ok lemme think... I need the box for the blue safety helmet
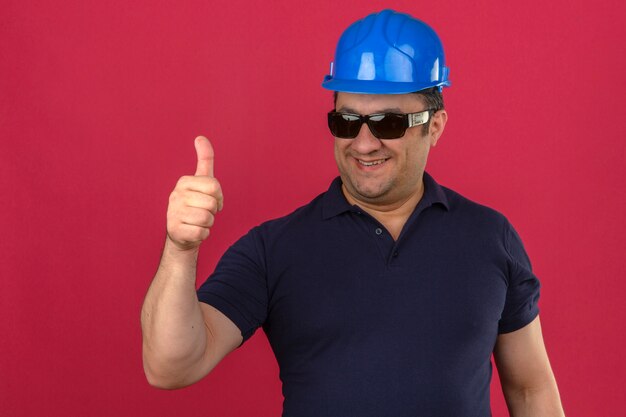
[322,9,451,94]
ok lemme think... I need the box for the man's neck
[342,180,424,241]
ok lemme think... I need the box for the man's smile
[355,157,390,168]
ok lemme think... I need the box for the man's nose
[351,122,382,154]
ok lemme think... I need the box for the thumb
[194,136,214,177]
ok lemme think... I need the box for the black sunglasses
[327,109,433,139]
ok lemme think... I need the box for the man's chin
[351,182,392,201]
[340,173,392,202]
[355,188,384,199]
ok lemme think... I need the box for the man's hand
[166,136,224,251]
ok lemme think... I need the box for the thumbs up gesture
[166,136,224,251]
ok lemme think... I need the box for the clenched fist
[166,136,224,251]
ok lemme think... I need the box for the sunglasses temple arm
[408,111,430,127]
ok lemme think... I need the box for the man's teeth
[358,159,386,166]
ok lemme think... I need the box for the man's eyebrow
[336,106,404,114]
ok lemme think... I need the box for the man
[141,9,564,416]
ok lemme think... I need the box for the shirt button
[375,228,383,235]
[393,252,399,257]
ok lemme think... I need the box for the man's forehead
[335,92,425,113]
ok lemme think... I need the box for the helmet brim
[322,77,450,94]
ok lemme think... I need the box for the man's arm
[493,316,565,416]
[141,136,243,389]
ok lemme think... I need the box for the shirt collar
[321,171,449,220]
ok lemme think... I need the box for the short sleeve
[197,227,268,343]
[498,220,541,334]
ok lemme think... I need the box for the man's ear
[429,110,448,147]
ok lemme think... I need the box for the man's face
[333,92,445,207]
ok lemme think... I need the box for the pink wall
[1,1,624,415]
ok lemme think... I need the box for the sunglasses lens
[368,114,407,139]
[328,112,410,139]
[328,113,362,138]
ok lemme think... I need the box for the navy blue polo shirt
[197,172,540,417]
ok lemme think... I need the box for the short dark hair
[332,87,444,135]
